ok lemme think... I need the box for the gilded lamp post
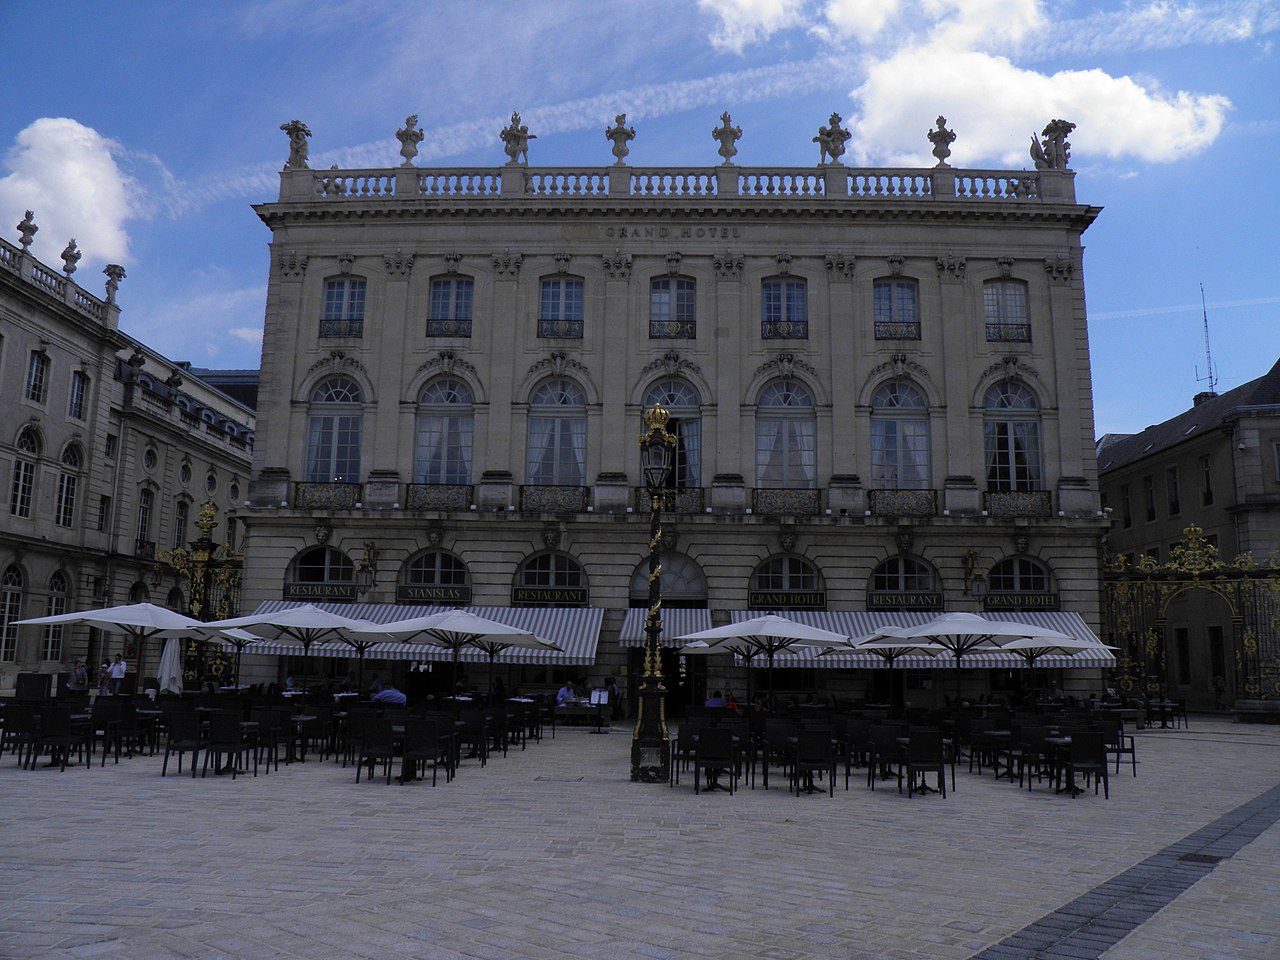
[632,403,676,782]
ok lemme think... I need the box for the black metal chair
[355,717,396,784]
[161,709,204,778]
[791,729,835,797]
[31,705,91,771]
[400,719,453,785]
[1056,731,1110,798]
[201,710,257,780]
[898,729,947,798]
[692,727,738,795]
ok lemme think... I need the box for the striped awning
[618,608,712,647]
[225,601,603,666]
[714,610,1114,669]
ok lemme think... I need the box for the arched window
[526,379,586,486]
[167,586,186,615]
[871,381,930,490]
[755,380,815,488]
[43,571,68,662]
[403,550,471,603]
[306,376,363,482]
[295,547,354,583]
[321,276,366,337]
[129,582,150,603]
[538,276,584,338]
[55,445,82,528]
[983,279,1030,342]
[629,553,707,607]
[25,350,50,403]
[68,371,89,419]
[427,275,474,337]
[987,557,1051,594]
[869,557,940,610]
[750,555,823,609]
[1,566,24,661]
[515,553,586,606]
[9,428,39,519]
[415,378,474,484]
[644,379,701,488]
[649,277,696,339]
[761,277,807,339]
[983,381,1042,493]
[873,277,920,339]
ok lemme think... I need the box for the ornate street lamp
[632,402,676,782]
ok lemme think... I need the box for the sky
[1,0,1277,438]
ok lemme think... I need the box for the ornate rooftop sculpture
[500,112,535,165]
[280,120,312,169]
[1030,119,1075,171]
[103,264,126,304]
[396,115,424,166]
[813,112,851,165]
[61,240,81,276]
[17,210,37,251]
[927,116,956,167]
[605,114,635,165]
[712,112,742,165]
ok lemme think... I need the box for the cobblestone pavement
[1,716,1276,960]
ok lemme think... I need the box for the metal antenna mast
[1195,284,1218,392]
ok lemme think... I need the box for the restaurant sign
[284,582,358,601]
[984,593,1060,611]
[868,592,943,611]
[747,591,826,610]
[512,586,588,606]
[396,584,472,604]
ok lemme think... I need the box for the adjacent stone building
[0,217,255,694]
[241,114,1109,705]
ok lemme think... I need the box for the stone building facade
[242,114,1108,704]
[0,218,254,694]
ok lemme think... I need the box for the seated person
[368,673,384,695]
[556,681,576,706]
[704,689,727,708]
[370,682,407,705]
[284,674,297,692]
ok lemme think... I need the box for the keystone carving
[713,253,744,280]
[492,250,523,277]
[601,249,632,280]
[825,252,855,278]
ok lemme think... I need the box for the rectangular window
[427,277,474,337]
[55,472,77,527]
[1121,484,1132,528]
[105,434,118,459]
[9,459,35,518]
[1165,466,1180,517]
[649,278,696,339]
[873,280,920,339]
[42,595,65,662]
[1144,546,1161,564]
[1200,455,1214,506]
[97,495,112,532]
[761,280,807,339]
[1174,627,1191,686]
[0,587,20,661]
[538,278,584,338]
[25,351,49,403]
[983,280,1030,342]
[321,278,367,337]
[1143,475,1156,522]
[136,489,154,543]
[68,371,88,419]
[172,499,189,550]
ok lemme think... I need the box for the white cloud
[818,0,902,43]
[230,327,264,346]
[123,283,267,364]
[699,0,810,53]
[0,118,137,269]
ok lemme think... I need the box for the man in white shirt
[108,654,127,695]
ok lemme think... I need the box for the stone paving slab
[0,718,1276,960]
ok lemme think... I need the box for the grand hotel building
[240,116,1110,704]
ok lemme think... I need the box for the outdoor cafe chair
[31,705,91,771]
[898,729,947,799]
[249,708,284,773]
[841,716,871,790]
[1054,731,1109,799]
[201,710,258,780]
[400,719,452,785]
[865,724,906,791]
[669,719,707,787]
[692,727,739,795]
[760,717,799,790]
[790,729,835,797]
[1102,716,1138,776]
[161,709,204,778]
[0,701,38,768]
[355,717,397,785]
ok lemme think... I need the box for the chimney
[1192,391,1218,407]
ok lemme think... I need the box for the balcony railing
[753,488,821,515]
[761,319,808,339]
[520,485,588,513]
[134,539,156,560]
[637,487,705,513]
[294,482,361,509]
[319,318,364,338]
[425,318,472,338]
[985,322,1031,343]
[984,490,1052,518]
[536,318,584,339]
[406,483,473,511]
[649,319,696,339]
[874,320,921,340]
[868,488,938,517]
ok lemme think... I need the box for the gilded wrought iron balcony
[637,487,705,513]
[536,318,583,339]
[868,488,938,517]
[406,483,473,511]
[761,319,808,339]
[294,482,361,509]
[425,318,472,337]
[984,490,1052,518]
[985,322,1031,343]
[874,320,921,340]
[520,485,588,512]
[319,318,364,338]
[134,539,156,560]
[753,488,821,515]
[649,319,696,339]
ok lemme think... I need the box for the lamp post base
[630,683,670,783]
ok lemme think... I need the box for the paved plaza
[1,716,1278,960]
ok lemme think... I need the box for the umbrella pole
[234,646,243,689]
[487,651,496,700]
[357,647,366,694]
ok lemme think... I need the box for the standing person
[66,660,89,699]
[108,654,127,695]
[98,662,111,696]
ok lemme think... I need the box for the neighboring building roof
[1098,358,1280,474]
[185,367,260,411]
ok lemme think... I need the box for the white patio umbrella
[157,637,186,695]
[351,609,560,697]
[677,614,858,700]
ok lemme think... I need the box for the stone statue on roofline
[17,210,37,251]
[927,116,956,167]
[712,112,742,165]
[61,240,81,276]
[1030,119,1075,171]
[605,113,635,164]
[500,111,536,165]
[396,115,424,166]
[813,112,852,165]
[280,120,312,169]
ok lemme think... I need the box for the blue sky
[1,0,1276,437]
